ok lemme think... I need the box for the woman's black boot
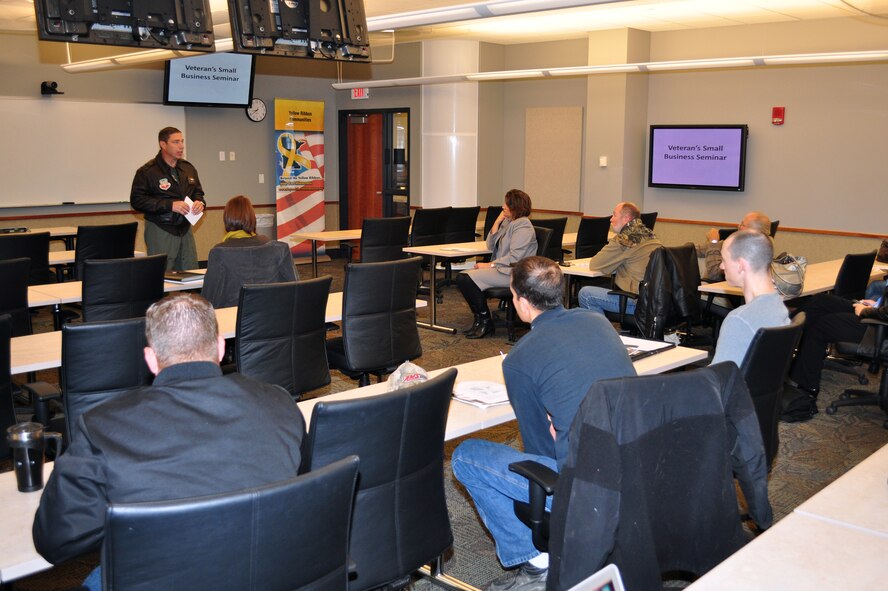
[466,313,495,339]
[462,313,482,335]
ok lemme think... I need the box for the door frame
[338,108,411,229]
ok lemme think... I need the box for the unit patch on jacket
[158,178,171,191]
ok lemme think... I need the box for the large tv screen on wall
[648,125,748,191]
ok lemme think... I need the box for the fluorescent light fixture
[645,58,756,71]
[763,50,888,65]
[466,69,545,80]
[548,64,639,76]
[61,58,118,73]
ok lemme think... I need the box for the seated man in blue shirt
[452,256,636,591]
[711,230,790,367]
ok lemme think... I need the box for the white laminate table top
[793,442,888,537]
[0,466,53,583]
[687,512,888,590]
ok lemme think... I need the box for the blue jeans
[84,566,101,591]
[451,439,557,568]
[577,286,636,317]
[865,279,886,301]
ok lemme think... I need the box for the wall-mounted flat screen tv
[164,53,255,108]
[33,0,214,51]
[648,125,748,191]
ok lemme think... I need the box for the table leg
[52,304,62,331]
[311,240,319,278]
[416,255,457,334]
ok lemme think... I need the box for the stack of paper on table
[453,381,510,409]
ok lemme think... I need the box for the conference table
[23,226,78,249]
[0,337,706,584]
[46,250,146,266]
[688,442,888,589]
[293,228,579,279]
[10,294,428,375]
[699,259,887,299]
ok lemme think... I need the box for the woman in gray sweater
[456,189,537,339]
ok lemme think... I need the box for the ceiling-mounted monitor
[33,0,215,51]
[228,0,370,62]
[164,53,255,108]
[648,125,749,192]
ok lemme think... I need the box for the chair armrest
[509,460,558,494]
[20,381,61,426]
[606,288,637,301]
[860,318,888,327]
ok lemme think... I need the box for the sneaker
[485,563,547,591]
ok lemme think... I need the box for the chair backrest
[548,363,769,591]
[719,220,780,241]
[103,455,359,591]
[340,257,423,373]
[575,216,611,259]
[74,222,138,280]
[482,205,503,239]
[0,257,32,337]
[303,369,457,591]
[359,216,411,263]
[639,211,658,231]
[444,206,480,244]
[533,226,554,259]
[739,312,805,469]
[0,315,15,460]
[61,318,153,446]
[0,232,53,285]
[82,255,167,323]
[833,251,877,300]
[201,241,297,309]
[409,207,451,247]
[236,277,332,399]
[530,217,567,262]
[634,244,700,339]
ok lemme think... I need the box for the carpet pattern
[8,258,888,590]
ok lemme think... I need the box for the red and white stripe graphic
[276,132,325,257]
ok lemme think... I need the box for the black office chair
[739,313,806,469]
[23,318,153,446]
[236,277,332,400]
[72,222,138,280]
[0,258,32,337]
[832,251,877,301]
[530,217,567,263]
[0,315,16,462]
[481,205,503,240]
[827,317,888,429]
[326,257,423,387]
[442,206,481,284]
[201,240,297,309]
[574,216,611,259]
[639,211,658,231]
[510,363,771,591]
[0,232,55,285]
[410,207,451,303]
[482,226,553,343]
[718,220,780,242]
[355,216,411,263]
[302,369,457,591]
[103,455,360,591]
[81,255,167,322]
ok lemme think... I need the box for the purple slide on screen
[649,127,744,189]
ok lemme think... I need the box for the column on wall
[421,40,480,208]
[582,29,650,216]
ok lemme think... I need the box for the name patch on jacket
[158,178,171,191]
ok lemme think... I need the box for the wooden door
[346,113,384,230]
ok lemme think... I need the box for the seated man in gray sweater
[711,230,789,366]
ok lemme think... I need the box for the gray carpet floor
[8,257,888,590]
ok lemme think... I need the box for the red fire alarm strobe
[772,106,785,125]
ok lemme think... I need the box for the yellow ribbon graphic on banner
[277,133,312,178]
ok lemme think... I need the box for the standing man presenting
[131,127,205,271]
[452,257,636,591]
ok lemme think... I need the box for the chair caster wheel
[825,405,837,415]
[859,375,869,385]
[840,392,851,400]
[436,295,444,304]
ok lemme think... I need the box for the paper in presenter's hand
[183,197,204,226]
